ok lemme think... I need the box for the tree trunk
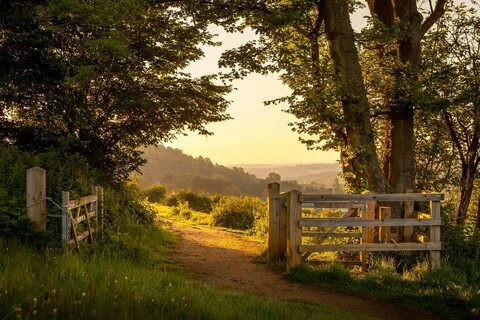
[367,0,421,195]
[457,159,478,224]
[321,0,389,193]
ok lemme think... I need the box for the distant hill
[137,146,335,197]
[231,163,342,189]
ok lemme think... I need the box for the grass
[153,204,212,226]
[287,258,480,320]
[0,218,373,320]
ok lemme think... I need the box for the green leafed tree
[420,4,480,225]
[0,0,230,183]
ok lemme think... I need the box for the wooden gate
[267,183,443,271]
[61,186,103,248]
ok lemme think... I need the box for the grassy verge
[287,260,480,320]
[0,219,372,320]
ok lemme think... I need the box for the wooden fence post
[26,167,47,231]
[286,190,302,271]
[279,193,287,260]
[61,191,70,242]
[97,186,104,230]
[379,207,391,242]
[404,197,414,242]
[91,186,100,230]
[429,201,441,270]
[267,183,281,262]
[361,201,375,272]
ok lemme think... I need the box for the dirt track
[169,222,438,320]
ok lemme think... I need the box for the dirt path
[169,222,438,320]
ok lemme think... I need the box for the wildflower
[81,292,86,298]
[171,298,174,302]
[33,297,37,305]
[125,276,128,280]
[32,310,37,315]
[52,308,57,314]
[52,289,56,294]
[168,283,172,287]
[182,297,185,300]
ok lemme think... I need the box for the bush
[164,190,213,213]
[171,202,193,219]
[104,187,155,227]
[211,196,266,231]
[143,184,167,203]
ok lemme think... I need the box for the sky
[164,8,369,166]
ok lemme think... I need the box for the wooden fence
[26,167,103,247]
[267,183,443,272]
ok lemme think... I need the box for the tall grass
[0,220,370,320]
[287,258,480,320]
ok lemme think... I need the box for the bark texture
[320,0,389,193]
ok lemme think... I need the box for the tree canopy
[0,0,230,182]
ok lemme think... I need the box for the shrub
[164,190,213,213]
[211,196,266,231]
[171,202,193,220]
[143,184,167,203]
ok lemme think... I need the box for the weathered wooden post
[404,191,414,241]
[361,201,375,272]
[279,193,287,259]
[267,183,281,262]
[26,167,46,230]
[286,190,302,271]
[379,207,391,242]
[61,191,70,242]
[429,200,441,270]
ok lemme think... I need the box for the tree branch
[420,0,448,37]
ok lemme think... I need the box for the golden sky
[165,9,368,165]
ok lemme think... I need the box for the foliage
[103,187,155,227]
[163,190,214,213]
[420,4,480,224]
[171,202,193,220]
[0,0,230,183]
[0,220,369,320]
[211,196,266,231]
[142,184,167,203]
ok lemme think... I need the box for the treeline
[137,146,332,197]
